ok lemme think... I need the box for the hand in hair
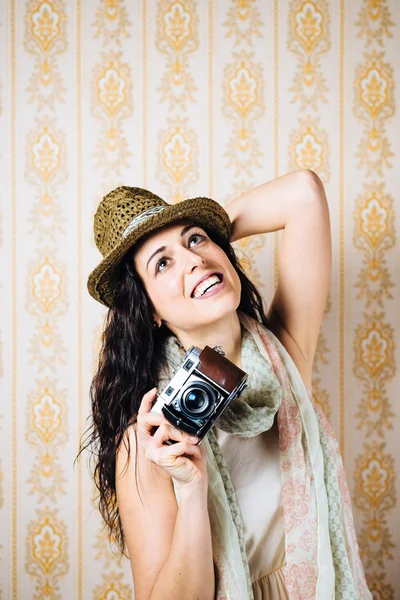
[136,387,208,490]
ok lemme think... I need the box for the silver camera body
[151,344,248,443]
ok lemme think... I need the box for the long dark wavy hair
[81,226,269,556]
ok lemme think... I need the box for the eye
[189,232,206,246]
[155,256,169,273]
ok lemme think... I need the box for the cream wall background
[0,0,399,598]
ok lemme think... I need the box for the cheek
[232,269,242,296]
[228,265,242,301]
[221,255,240,286]
[148,275,182,306]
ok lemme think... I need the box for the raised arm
[225,169,331,387]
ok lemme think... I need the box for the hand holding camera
[136,387,208,489]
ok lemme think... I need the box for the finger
[138,387,158,416]
[162,453,200,478]
[152,422,199,446]
[162,441,202,462]
[146,440,202,465]
[136,411,164,435]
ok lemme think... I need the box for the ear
[153,315,162,328]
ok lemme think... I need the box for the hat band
[121,206,168,239]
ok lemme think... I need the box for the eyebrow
[146,224,197,271]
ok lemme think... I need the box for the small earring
[153,321,158,329]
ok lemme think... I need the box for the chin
[200,299,238,320]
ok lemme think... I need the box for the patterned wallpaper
[0,0,399,598]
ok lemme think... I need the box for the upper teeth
[193,274,221,298]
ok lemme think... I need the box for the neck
[172,311,243,369]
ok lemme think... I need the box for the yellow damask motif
[91,51,133,180]
[157,116,198,201]
[354,51,395,175]
[223,50,263,122]
[353,312,395,437]
[95,54,131,118]
[227,58,260,118]
[32,128,61,180]
[154,0,201,301]
[24,0,69,595]
[31,1,61,50]
[223,50,264,175]
[156,0,199,110]
[353,442,396,576]
[90,2,134,596]
[288,116,330,182]
[357,55,393,118]
[32,256,61,313]
[26,508,69,600]
[92,0,132,46]
[93,571,132,600]
[26,252,68,372]
[26,118,67,239]
[26,379,68,503]
[223,0,263,47]
[355,0,394,47]
[25,0,67,110]
[221,5,265,299]
[354,182,395,307]
[352,3,396,592]
[288,0,330,110]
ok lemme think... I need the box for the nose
[177,244,206,273]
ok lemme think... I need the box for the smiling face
[132,218,241,337]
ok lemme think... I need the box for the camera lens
[186,389,208,412]
[181,383,216,418]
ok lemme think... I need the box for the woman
[86,170,371,600]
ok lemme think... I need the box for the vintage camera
[151,344,248,443]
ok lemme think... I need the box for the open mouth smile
[191,273,225,299]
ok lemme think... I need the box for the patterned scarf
[156,311,372,600]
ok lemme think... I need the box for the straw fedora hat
[87,186,232,307]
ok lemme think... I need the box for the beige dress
[214,418,289,599]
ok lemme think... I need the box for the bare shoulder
[116,425,178,599]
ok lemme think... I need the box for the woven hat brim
[87,197,232,307]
